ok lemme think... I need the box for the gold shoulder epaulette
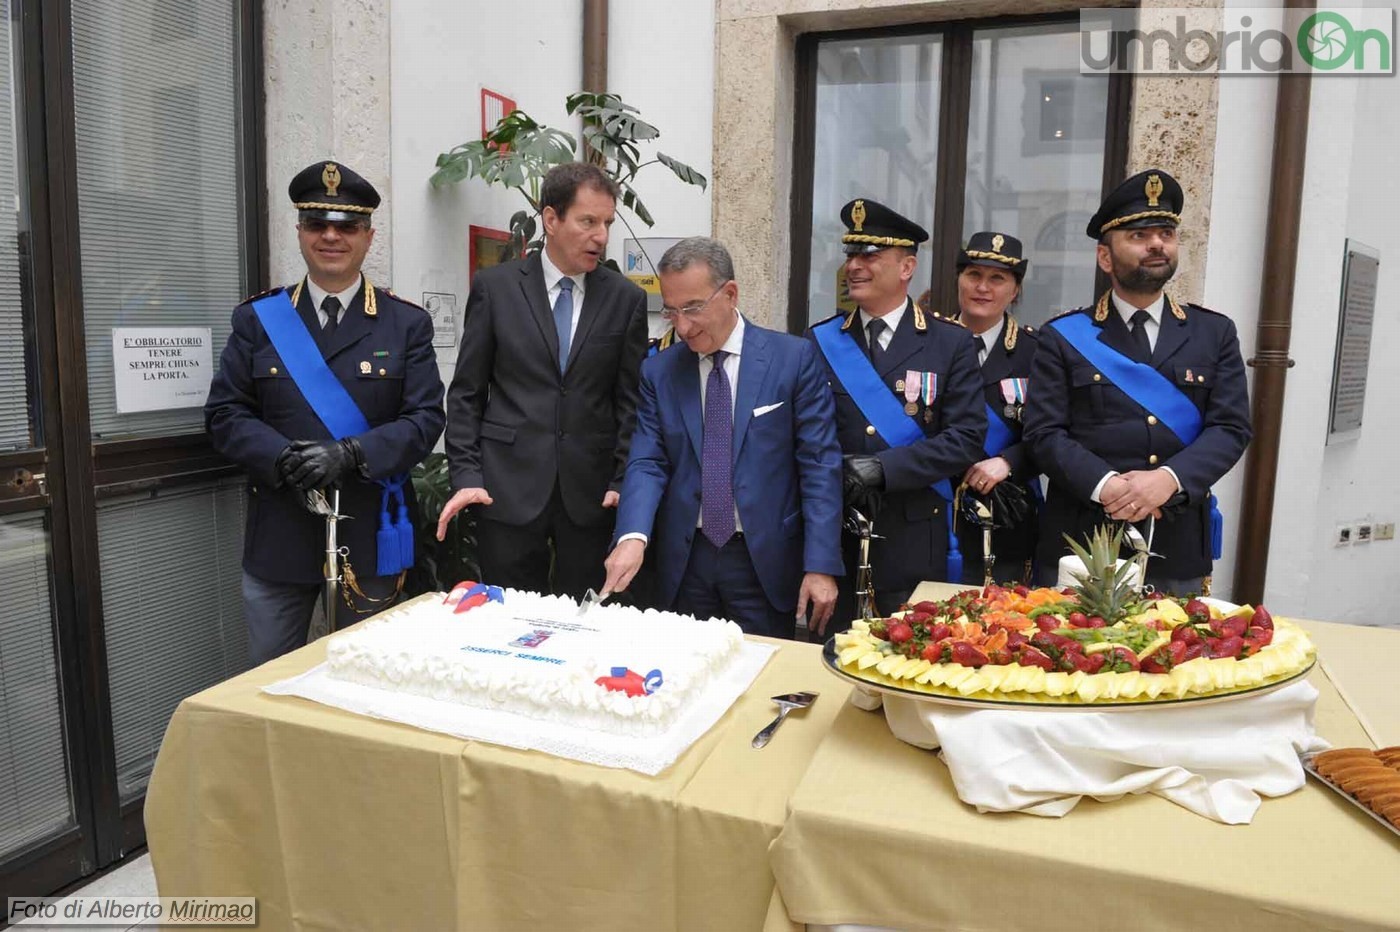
[382,287,427,313]
[1004,313,1019,352]
[1047,305,1091,324]
[839,309,858,331]
[1166,294,1188,320]
[930,312,966,329]
[241,285,285,305]
[913,304,927,331]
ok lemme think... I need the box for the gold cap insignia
[322,163,341,197]
[851,200,866,233]
[1145,174,1163,208]
[991,234,1004,253]
[359,360,371,374]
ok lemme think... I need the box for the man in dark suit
[601,237,843,639]
[1023,169,1252,594]
[948,231,1041,586]
[809,199,985,624]
[205,160,445,664]
[437,163,649,598]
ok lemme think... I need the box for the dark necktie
[1129,309,1152,364]
[322,295,342,341]
[867,318,888,370]
[979,333,993,366]
[701,350,736,547]
[553,277,574,372]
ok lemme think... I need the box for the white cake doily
[263,641,775,776]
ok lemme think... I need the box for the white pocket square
[753,402,784,417]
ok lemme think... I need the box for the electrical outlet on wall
[1377,522,1396,541]
[1335,524,1354,547]
[1357,523,1374,544]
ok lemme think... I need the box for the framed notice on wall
[1327,239,1380,444]
[469,225,512,279]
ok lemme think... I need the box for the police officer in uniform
[205,161,446,664]
[949,232,1041,586]
[1022,169,1251,594]
[808,199,985,625]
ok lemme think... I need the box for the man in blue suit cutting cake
[601,237,844,639]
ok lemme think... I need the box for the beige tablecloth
[145,620,834,932]
[771,583,1400,931]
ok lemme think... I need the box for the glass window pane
[99,478,248,801]
[0,512,74,858]
[808,35,941,326]
[71,0,246,441]
[0,0,40,452]
[964,24,1109,326]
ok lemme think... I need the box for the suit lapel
[677,348,704,464]
[731,320,770,462]
[1096,307,1139,362]
[979,322,1015,384]
[1151,299,1190,367]
[518,253,561,367]
[566,269,607,372]
[877,298,920,378]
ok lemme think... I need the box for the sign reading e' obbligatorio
[111,327,213,414]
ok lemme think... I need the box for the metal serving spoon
[752,692,819,748]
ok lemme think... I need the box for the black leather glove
[959,480,1031,529]
[842,454,885,518]
[275,440,318,489]
[285,438,360,493]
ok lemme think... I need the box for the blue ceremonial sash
[252,288,413,575]
[1049,313,1202,444]
[983,403,1014,458]
[812,318,962,582]
[1051,312,1221,559]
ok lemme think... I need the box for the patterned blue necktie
[553,277,574,372]
[701,350,736,547]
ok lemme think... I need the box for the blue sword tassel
[376,487,401,576]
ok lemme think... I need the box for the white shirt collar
[858,297,907,336]
[540,245,586,299]
[974,315,1005,355]
[304,275,363,316]
[716,311,744,358]
[1110,291,1165,327]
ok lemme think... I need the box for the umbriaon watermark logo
[1081,7,1394,75]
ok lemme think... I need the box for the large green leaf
[619,181,654,227]
[655,152,708,191]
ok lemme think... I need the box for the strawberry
[1142,641,1188,674]
[1082,653,1107,674]
[1067,611,1089,628]
[1013,584,1030,596]
[928,622,952,643]
[1251,605,1274,631]
[986,648,1013,666]
[1084,616,1107,628]
[1171,624,1202,645]
[1066,651,1105,674]
[1184,598,1211,620]
[1005,631,1030,650]
[906,611,933,628]
[921,642,942,662]
[1017,647,1055,671]
[1104,646,1140,672]
[912,601,941,615]
[947,642,989,667]
[1181,641,1206,662]
[1035,617,1061,633]
[886,621,914,644]
[1208,635,1244,659]
[1244,625,1273,647]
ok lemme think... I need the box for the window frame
[788,12,1133,334]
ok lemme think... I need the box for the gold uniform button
[1092,373,1102,382]
[269,367,278,375]
[865,425,876,436]
[1198,375,1206,383]
[379,367,387,376]
[1147,415,1158,426]
[1149,454,1159,465]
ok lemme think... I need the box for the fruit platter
[824,528,1316,710]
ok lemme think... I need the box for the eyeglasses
[298,219,371,236]
[660,280,730,321]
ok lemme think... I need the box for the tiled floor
[11,854,158,930]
